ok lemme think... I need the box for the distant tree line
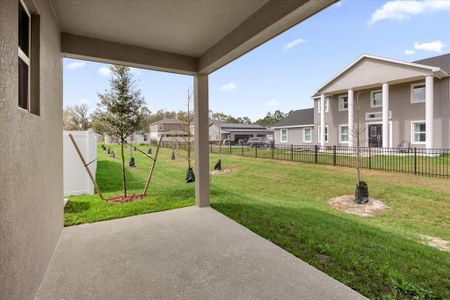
[63,105,293,132]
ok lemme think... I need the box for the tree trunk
[120,140,127,196]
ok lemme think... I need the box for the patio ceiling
[52,0,336,74]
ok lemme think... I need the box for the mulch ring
[108,194,145,203]
[210,169,232,175]
[328,195,389,217]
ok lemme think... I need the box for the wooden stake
[143,136,163,196]
[68,134,105,201]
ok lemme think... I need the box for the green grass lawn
[66,144,450,299]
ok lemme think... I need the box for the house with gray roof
[209,123,273,144]
[272,108,314,144]
[313,53,450,149]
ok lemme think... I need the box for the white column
[194,74,210,207]
[320,94,325,147]
[382,82,389,148]
[347,89,354,147]
[425,75,434,149]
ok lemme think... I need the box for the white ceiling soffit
[55,0,335,74]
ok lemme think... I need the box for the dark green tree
[95,65,147,197]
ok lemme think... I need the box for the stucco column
[320,94,325,147]
[382,82,389,148]
[347,89,354,147]
[425,75,434,149]
[194,74,210,207]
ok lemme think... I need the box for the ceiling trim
[61,33,198,75]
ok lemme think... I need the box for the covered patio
[36,207,364,299]
[0,0,367,299]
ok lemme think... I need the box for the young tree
[171,89,195,182]
[95,65,147,197]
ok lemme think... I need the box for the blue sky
[63,0,450,121]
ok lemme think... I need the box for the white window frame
[370,90,382,108]
[280,129,288,143]
[303,127,312,143]
[317,97,329,113]
[339,124,349,144]
[410,82,426,104]
[411,120,426,145]
[338,95,348,111]
[18,0,31,111]
[317,126,328,143]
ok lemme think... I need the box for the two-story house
[313,54,450,149]
[149,118,190,142]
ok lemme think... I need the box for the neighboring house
[272,108,314,144]
[313,54,450,149]
[149,119,190,142]
[209,123,273,144]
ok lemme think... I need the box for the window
[317,126,328,143]
[370,90,382,108]
[411,121,426,144]
[318,98,329,113]
[339,125,349,143]
[365,111,392,121]
[303,128,312,143]
[338,95,348,111]
[281,129,288,143]
[18,1,31,110]
[17,0,39,115]
[411,83,426,103]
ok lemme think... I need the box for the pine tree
[95,65,146,196]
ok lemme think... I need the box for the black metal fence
[209,143,450,178]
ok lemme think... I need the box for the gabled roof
[414,53,450,74]
[271,108,314,128]
[314,54,448,96]
[210,123,267,130]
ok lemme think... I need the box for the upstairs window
[338,95,348,111]
[411,83,426,103]
[371,90,382,108]
[318,98,329,113]
[18,1,30,110]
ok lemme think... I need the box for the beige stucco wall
[314,78,450,148]
[0,0,63,299]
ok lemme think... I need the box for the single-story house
[272,108,314,144]
[209,123,273,144]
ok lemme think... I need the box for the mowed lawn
[65,144,450,299]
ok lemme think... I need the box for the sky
[63,0,450,121]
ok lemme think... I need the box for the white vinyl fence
[63,130,97,196]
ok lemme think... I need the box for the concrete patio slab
[36,207,366,300]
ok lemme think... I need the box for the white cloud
[369,0,450,24]
[265,99,280,107]
[414,40,446,52]
[66,61,86,70]
[283,38,305,51]
[334,1,343,7]
[98,66,111,77]
[404,49,416,55]
[219,82,237,91]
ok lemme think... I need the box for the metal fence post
[241,144,244,156]
[272,145,274,159]
[368,146,372,170]
[314,145,318,164]
[414,147,417,175]
[229,142,231,155]
[333,145,337,166]
[291,144,294,161]
[255,146,258,158]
